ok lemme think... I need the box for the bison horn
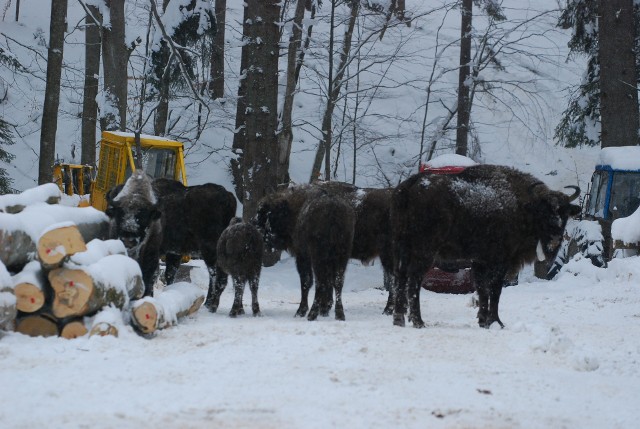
[564,185,580,201]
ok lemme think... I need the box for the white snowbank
[82,254,143,300]
[424,154,478,168]
[10,261,43,288]
[0,183,61,213]
[611,205,640,244]
[598,146,640,170]
[70,239,127,266]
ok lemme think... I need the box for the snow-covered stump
[0,262,17,331]
[15,313,59,337]
[130,282,205,335]
[69,239,127,266]
[11,261,47,313]
[0,183,61,214]
[37,223,88,270]
[48,254,145,318]
[88,306,127,338]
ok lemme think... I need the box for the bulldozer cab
[584,151,640,222]
[91,131,188,211]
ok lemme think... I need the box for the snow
[69,239,126,266]
[612,204,640,244]
[598,146,640,171]
[424,153,477,168]
[0,183,60,213]
[1,257,639,428]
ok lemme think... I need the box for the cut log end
[49,268,94,318]
[60,320,88,339]
[15,315,59,337]
[89,322,119,337]
[131,301,158,335]
[14,282,45,313]
[38,225,87,269]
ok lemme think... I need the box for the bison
[390,164,580,328]
[213,217,264,317]
[256,181,396,313]
[106,172,237,300]
[255,188,355,320]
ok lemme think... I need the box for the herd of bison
[105,165,581,329]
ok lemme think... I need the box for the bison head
[254,196,292,253]
[105,171,162,257]
[532,185,581,261]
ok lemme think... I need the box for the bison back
[217,223,263,278]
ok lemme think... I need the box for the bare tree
[599,0,639,148]
[310,0,360,182]
[81,4,101,166]
[38,0,67,184]
[231,0,281,220]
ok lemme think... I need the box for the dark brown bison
[391,165,580,328]
[256,181,396,313]
[213,217,264,317]
[106,172,237,300]
[255,188,355,320]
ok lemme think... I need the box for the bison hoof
[229,307,245,318]
[382,304,394,315]
[252,305,261,316]
[320,310,330,317]
[307,311,319,321]
[295,308,308,317]
[205,303,218,313]
[393,314,405,327]
[253,311,263,317]
[335,311,346,321]
[412,320,426,329]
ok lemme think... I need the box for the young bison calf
[212,218,264,317]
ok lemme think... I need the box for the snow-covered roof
[597,146,640,171]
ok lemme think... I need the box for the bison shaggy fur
[214,217,264,317]
[391,164,580,329]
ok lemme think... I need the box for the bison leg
[229,277,246,317]
[204,266,228,313]
[164,253,182,285]
[249,277,261,317]
[472,264,506,328]
[407,272,426,328]
[295,255,313,317]
[319,283,333,317]
[140,248,161,297]
[307,283,323,321]
[392,269,408,327]
[382,269,396,315]
[333,271,346,321]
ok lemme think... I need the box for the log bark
[48,254,144,318]
[12,261,47,313]
[37,223,87,270]
[131,282,205,334]
[0,183,61,214]
[15,313,59,337]
[0,262,16,331]
[60,318,88,339]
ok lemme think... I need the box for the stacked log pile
[0,184,205,339]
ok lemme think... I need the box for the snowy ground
[1,255,638,429]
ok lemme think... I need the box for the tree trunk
[48,254,144,318]
[153,42,171,136]
[209,0,226,99]
[455,0,472,156]
[276,0,306,187]
[310,1,359,182]
[598,0,639,148]
[130,282,205,335]
[101,0,128,132]
[60,318,88,339]
[81,6,101,166]
[38,0,67,185]
[235,0,281,220]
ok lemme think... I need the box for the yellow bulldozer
[54,131,188,210]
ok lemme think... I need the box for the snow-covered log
[69,239,126,266]
[11,261,47,313]
[48,254,144,318]
[37,222,87,270]
[0,183,61,214]
[0,204,108,271]
[0,262,17,331]
[88,306,126,337]
[15,313,59,337]
[130,282,205,335]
